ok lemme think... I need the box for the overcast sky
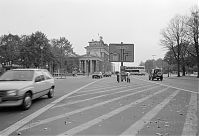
[0,0,198,67]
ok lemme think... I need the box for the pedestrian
[72,71,75,77]
[127,72,130,83]
[116,73,120,83]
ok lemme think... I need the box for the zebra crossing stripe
[181,93,198,136]
[67,84,134,99]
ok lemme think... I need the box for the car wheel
[48,87,54,98]
[21,92,32,110]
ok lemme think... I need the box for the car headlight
[7,90,18,96]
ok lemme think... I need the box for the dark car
[92,72,103,79]
[149,68,163,81]
[103,72,112,77]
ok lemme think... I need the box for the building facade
[79,37,113,74]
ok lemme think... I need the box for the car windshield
[154,69,161,73]
[0,70,34,81]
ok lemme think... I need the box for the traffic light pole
[121,62,123,66]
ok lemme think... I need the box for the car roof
[11,68,47,71]
[152,68,161,70]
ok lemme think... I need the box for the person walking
[127,72,130,83]
[116,73,120,83]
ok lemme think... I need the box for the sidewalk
[163,74,198,80]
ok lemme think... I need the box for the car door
[33,71,46,99]
[42,70,54,90]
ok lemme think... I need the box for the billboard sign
[109,43,134,62]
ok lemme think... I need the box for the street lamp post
[59,44,64,78]
[40,46,44,68]
[167,59,170,77]
[152,55,156,69]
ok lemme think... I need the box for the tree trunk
[181,57,186,76]
[177,59,180,77]
[182,64,186,76]
[177,42,181,77]
[196,40,199,78]
[194,40,199,78]
[197,55,199,78]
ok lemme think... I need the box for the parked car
[92,72,103,79]
[149,68,163,81]
[103,72,112,77]
[0,69,55,110]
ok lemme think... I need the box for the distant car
[92,72,103,79]
[149,68,163,81]
[103,72,112,77]
[0,69,55,110]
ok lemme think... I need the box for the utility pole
[121,42,123,67]
[40,46,44,68]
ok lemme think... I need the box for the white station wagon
[0,69,55,110]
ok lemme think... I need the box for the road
[0,75,198,136]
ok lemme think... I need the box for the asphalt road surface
[0,75,198,136]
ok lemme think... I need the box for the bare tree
[160,15,187,77]
[186,6,199,78]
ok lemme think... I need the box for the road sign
[109,43,134,62]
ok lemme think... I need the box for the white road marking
[181,93,198,136]
[65,84,143,99]
[85,79,123,89]
[133,77,199,94]
[18,85,160,132]
[71,84,133,94]
[82,84,117,90]
[120,89,180,136]
[57,87,170,136]
[52,84,153,109]
[0,80,100,136]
